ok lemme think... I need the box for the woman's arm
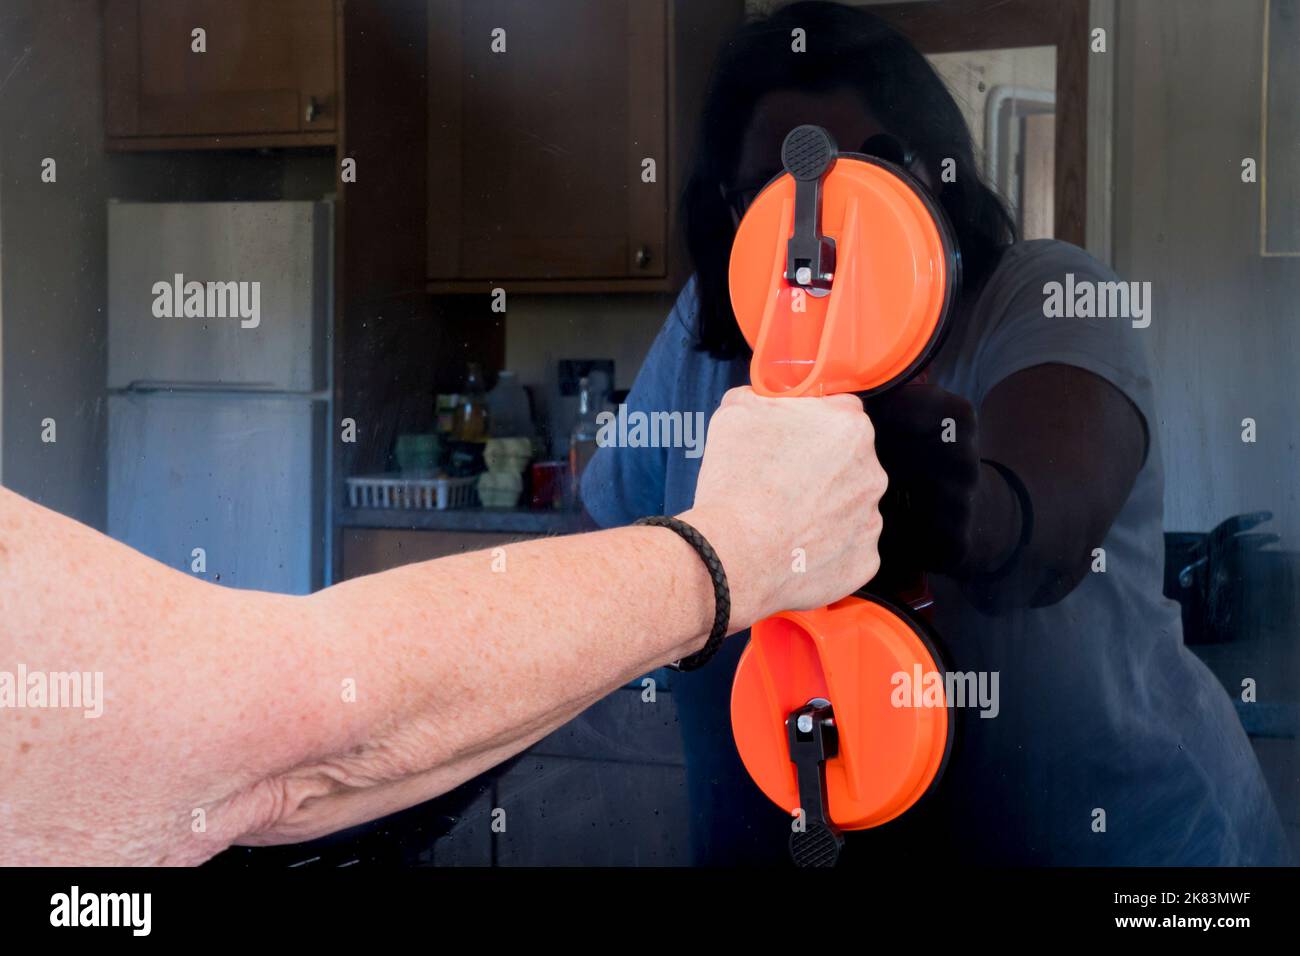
[863,365,1144,612]
[0,387,885,865]
[969,362,1145,608]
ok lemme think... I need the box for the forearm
[261,514,731,843]
[957,458,1065,611]
[960,461,1022,578]
[0,486,733,862]
[955,366,1145,612]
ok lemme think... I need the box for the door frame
[869,0,1092,250]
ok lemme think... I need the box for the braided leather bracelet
[633,515,731,671]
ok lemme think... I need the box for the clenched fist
[680,386,888,631]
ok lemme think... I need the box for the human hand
[680,386,888,631]
[860,383,981,580]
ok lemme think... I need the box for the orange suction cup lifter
[727,125,956,866]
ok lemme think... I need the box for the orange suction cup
[728,126,959,397]
[726,127,959,866]
[731,596,952,848]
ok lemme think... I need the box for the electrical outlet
[558,359,614,397]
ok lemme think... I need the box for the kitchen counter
[341,506,592,536]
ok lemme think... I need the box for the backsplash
[505,292,676,457]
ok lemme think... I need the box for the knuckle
[856,411,877,442]
[720,385,751,408]
[871,461,889,497]
[859,550,881,584]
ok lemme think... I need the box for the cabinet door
[105,0,336,139]
[428,0,668,281]
[340,529,541,579]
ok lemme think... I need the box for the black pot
[1164,511,1283,644]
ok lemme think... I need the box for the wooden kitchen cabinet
[104,0,339,150]
[426,0,743,292]
[341,528,542,580]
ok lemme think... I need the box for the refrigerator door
[108,392,325,595]
[107,201,331,392]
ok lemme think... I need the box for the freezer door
[107,393,324,595]
[108,201,330,392]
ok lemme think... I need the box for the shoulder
[965,238,1132,340]
[984,239,1119,297]
[951,240,1157,408]
[652,275,702,354]
[638,276,729,382]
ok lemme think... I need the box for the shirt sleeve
[970,240,1158,432]
[579,286,694,528]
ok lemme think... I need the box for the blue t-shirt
[582,241,1290,865]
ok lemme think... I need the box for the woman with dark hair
[582,1,1288,865]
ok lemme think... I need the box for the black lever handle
[782,125,838,298]
[787,697,844,867]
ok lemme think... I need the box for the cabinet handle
[634,245,651,269]
[305,96,322,124]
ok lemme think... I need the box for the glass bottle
[455,363,489,442]
[486,370,535,439]
[568,376,601,507]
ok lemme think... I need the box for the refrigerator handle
[124,380,278,394]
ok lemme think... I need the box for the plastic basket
[346,473,479,511]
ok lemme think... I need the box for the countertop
[340,506,592,536]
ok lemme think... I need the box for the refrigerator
[107,201,333,595]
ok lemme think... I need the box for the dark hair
[681,0,1017,359]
